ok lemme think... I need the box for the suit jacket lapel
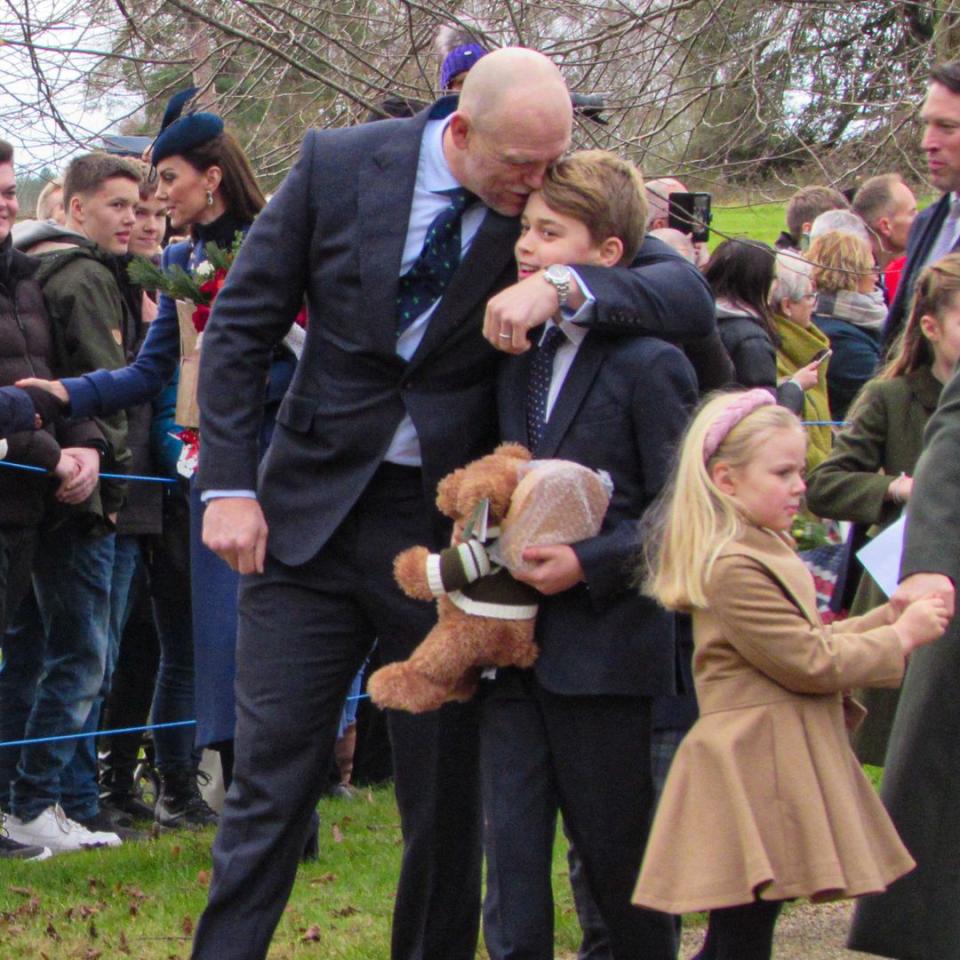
[914,194,951,269]
[536,334,604,457]
[357,113,430,355]
[408,210,518,371]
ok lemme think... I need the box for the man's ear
[876,215,893,243]
[597,236,624,267]
[68,193,85,225]
[447,113,470,151]
[710,460,737,497]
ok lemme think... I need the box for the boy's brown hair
[539,150,647,264]
[63,153,142,209]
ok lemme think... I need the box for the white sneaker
[3,805,122,854]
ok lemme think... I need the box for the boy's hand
[55,446,100,504]
[511,545,584,595]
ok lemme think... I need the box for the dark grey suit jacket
[884,193,953,353]
[197,101,715,567]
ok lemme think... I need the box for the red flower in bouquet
[191,268,229,334]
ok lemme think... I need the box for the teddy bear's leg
[367,603,488,713]
[367,660,455,714]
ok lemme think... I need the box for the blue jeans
[0,528,115,822]
[61,533,141,820]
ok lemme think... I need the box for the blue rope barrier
[802,420,850,427]
[0,694,370,750]
[0,459,178,484]
[0,720,196,750]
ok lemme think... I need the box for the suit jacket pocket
[276,392,319,435]
[567,401,622,427]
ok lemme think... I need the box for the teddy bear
[366,442,612,713]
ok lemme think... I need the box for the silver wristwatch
[543,263,572,309]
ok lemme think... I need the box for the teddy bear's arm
[425,539,493,596]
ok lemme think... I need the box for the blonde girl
[633,389,948,960]
[806,253,960,765]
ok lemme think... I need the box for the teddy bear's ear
[494,442,533,463]
[437,468,466,518]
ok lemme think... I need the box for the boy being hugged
[483,150,698,959]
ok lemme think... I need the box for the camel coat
[633,525,914,915]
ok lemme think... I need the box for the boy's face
[0,162,19,246]
[70,176,139,254]
[129,195,167,258]
[515,191,612,277]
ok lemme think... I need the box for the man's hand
[15,377,70,406]
[483,271,582,354]
[203,497,269,575]
[55,446,100,504]
[511,544,584,595]
[892,572,955,618]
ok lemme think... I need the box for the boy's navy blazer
[197,101,714,569]
[496,329,698,698]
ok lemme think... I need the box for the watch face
[546,264,571,282]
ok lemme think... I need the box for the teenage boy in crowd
[481,150,698,960]
[2,153,138,854]
[0,140,111,860]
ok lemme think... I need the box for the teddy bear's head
[436,442,532,523]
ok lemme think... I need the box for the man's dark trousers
[191,463,481,960]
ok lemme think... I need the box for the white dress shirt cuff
[201,489,258,502]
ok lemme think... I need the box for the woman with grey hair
[771,252,833,469]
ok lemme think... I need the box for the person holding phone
[770,252,835,471]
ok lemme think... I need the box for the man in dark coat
[193,48,715,960]
[847,366,960,958]
[884,60,960,353]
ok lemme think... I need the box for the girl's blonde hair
[807,230,874,293]
[643,392,804,611]
[881,252,960,380]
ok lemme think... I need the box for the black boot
[155,771,219,830]
[99,738,154,822]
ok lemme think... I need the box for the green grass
[0,787,589,959]
[710,201,786,249]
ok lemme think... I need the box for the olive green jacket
[806,366,941,540]
[33,236,131,523]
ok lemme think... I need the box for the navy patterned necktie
[526,325,566,451]
[396,187,474,333]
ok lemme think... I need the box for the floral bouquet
[128,232,244,429]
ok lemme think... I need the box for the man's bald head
[458,47,571,132]
[445,48,572,216]
[645,177,688,228]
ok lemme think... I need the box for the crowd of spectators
[2,35,960,960]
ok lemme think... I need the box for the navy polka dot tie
[396,187,474,333]
[526,325,566,451]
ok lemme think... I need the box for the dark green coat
[847,364,960,959]
[34,237,131,524]
[806,366,942,765]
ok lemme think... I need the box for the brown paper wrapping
[175,299,202,428]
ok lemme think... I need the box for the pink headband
[703,389,775,463]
